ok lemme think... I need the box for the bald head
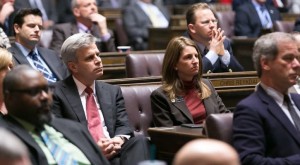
[173,139,240,165]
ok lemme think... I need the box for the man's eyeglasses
[9,85,55,96]
[200,19,218,26]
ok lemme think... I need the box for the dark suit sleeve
[234,6,256,37]
[294,19,300,32]
[150,89,175,127]
[114,86,133,136]
[225,40,244,72]
[98,30,116,52]
[49,25,66,54]
[233,102,300,165]
[204,79,229,114]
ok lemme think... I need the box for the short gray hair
[60,33,96,65]
[0,128,29,160]
[71,0,97,9]
[253,32,295,77]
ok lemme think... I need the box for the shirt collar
[15,42,38,57]
[72,76,96,95]
[260,82,288,106]
[252,0,266,10]
[77,22,90,33]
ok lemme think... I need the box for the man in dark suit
[0,65,110,165]
[122,0,169,50]
[232,32,300,165]
[50,0,116,54]
[51,33,149,165]
[234,0,281,38]
[8,8,69,83]
[185,3,244,73]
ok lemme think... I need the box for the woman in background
[0,48,13,115]
[151,36,229,127]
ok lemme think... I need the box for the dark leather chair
[274,20,294,33]
[204,113,233,144]
[120,84,160,136]
[215,11,235,38]
[125,53,164,78]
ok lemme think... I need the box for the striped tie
[28,51,57,83]
[40,130,78,165]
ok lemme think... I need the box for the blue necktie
[40,130,78,165]
[28,51,57,83]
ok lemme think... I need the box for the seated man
[0,65,109,165]
[234,0,281,38]
[8,8,69,83]
[184,3,244,73]
[233,32,300,164]
[50,0,116,54]
[51,33,149,165]
[174,139,240,165]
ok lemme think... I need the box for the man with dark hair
[0,65,109,165]
[8,8,69,83]
[233,32,300,165]
[184,3,244,73]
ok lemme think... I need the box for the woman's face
[175,46,199,81]
[0,62,13,85]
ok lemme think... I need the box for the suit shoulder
[53,22,73,29]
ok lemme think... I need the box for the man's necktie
[260,6,271,29]
[28,51,56,83]
[85,87,104,142]
[40,130,78,165]
[284,95,300,131]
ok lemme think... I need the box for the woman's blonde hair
[161,36,211,100]
[0,48,13,71]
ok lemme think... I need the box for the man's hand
[97,138,118,159]
[89,13,108,36]
[0,2,14,24]
[209,28,226,56]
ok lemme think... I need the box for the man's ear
[73,7,80,17]
[261,57,271,71]
[68,62,78,73]
[188,23,196,34]
[13,24,20,34]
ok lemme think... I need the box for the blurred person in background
[0,48,13,115]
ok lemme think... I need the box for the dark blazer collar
[257,85,300,144]
[62,76,88,125]
[171,96,194,123]
[3,115,47,163]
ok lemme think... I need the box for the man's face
[188,9,218,42]
[73,0,98,19]
[263,40,300,91]
[14,14,43,46]
[70,43,103,82]
[7,71,53,126]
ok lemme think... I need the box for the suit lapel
[172,96,194,123]
[62,77,88,125]
[4,116,47,163]
[94,82,114,135]
[257,86,300,145]
[70,22,79,36]
[9,43,31,65]
[37,47,63,80]
[248,2,263,26]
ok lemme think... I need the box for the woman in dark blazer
[150,36,229,127]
